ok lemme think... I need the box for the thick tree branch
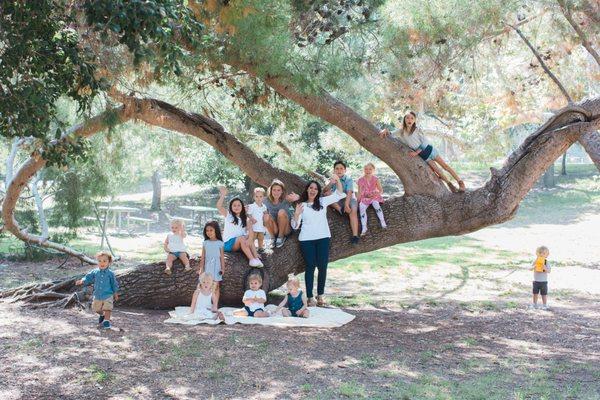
[247,72,448,197]
[114,95,307,193]
[1,107,135,264]
[558,0,600,68]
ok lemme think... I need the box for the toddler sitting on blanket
[234,273,269,318]
[273,274,310,318]
[189,273,223,321]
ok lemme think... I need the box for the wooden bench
[127,216,157,234]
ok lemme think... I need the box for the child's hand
[409,151,418,157]
[249,216,257,225]
[218,186,228,197]
[75,279,83,286]
[330,175,339,184]
[114,294,119,301]
[286,192,300,202]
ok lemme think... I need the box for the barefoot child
[189,272,223,320]
[380,111,465,192]
[247,187,268,253]
[199,221,225,306]
[274,274,310,318]
[76,251,119,329]
[531,246,551,310]
[217,186,263,267]
[357,163,387,236]
[233,274,268,317]
[329,161,360,244]
[163,219,191,275]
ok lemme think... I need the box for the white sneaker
[528,303,538,310]
[542,305,550,310]
[381,222,387,229]
[360,229,367,237]
[249,258,263,268]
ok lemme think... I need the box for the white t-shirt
[223,213,247,243]
[294,190,346,241]
[243,289,266,312]
[248,203,267,233]
[167,233,187,252]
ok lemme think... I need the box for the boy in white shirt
[247,187,268,253]
[233,274,268,317]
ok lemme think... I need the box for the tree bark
[4,99,599,308]
[579,130,600,168]
[150,170,161,211]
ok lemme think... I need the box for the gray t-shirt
[264,199,292,219]
[533,261,551,282]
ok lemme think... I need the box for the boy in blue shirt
[328,161,360,244]
[76,251,120,329]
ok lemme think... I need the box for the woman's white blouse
[293,190,346,241]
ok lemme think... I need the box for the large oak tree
[1,0,599,307]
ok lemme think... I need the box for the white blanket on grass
[164,304,355,328]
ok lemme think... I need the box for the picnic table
[179,205,220,227]
[99,205,140,231]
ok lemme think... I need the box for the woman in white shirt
[292,175,345,307]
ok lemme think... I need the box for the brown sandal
[457,180,466,192]
[307,297,317,307]
[316,295,327,307]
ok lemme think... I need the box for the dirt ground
[0,292,599,400]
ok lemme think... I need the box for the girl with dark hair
[292,176,345,307]
[216,186,263,267]
[380,111,466,192]
[198,220,225,306]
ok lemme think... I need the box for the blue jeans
[299,237,331,298]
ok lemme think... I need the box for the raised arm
[292,203,304,230]
[216,186,228,217]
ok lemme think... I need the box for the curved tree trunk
[4,100,599,308]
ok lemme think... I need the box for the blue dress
[203,240,224,282]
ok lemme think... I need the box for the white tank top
[167,233,187,252]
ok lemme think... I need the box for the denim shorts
[223,237,238,252]
[169,251,188,258]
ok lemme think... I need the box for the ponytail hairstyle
[299,180,323,211]
[402,111,418,136]
[228,197,247,228]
